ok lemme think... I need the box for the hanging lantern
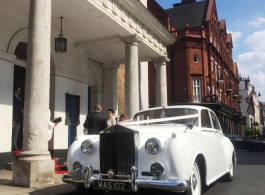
[55,17,67,53]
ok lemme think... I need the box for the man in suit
[83,104,107,134]
[12,86,24,151]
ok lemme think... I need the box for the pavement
[0,170,77,195]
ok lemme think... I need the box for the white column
[139,62,149,110]
[153,57,169,107]
[13,0,54,188]
[103,64,119,116]
[122,35,141,119]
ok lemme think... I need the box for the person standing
[119,114,125,122]
[12,86,24,151]
[107,109,116,128]
[83,104,107,134]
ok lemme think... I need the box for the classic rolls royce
[62,105,236,195]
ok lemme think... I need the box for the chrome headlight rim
[81,139,94,155]
[150,161,166,177]
[73,161,84,173]
[145,137,162,155]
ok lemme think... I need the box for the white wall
[0,60,14,152]
[0,9,27,52]
[51,76,88,150]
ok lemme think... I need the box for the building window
[193,79,201,102]
[215,62,217,79]
[193,55,199,63]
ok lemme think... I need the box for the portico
[0,0,175,187]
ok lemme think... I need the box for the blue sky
[155,0,265,102]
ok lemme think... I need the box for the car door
[209,111,227,174]
[200,109,224,181]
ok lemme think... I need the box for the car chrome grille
[100,126,135,180]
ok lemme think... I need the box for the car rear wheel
[185,160,201,195]
[223,161,234,182]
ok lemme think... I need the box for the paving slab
[0,170,76,195]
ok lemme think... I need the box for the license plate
[93,180,131,191]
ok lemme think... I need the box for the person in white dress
[48,110,58,141]
[107,108,116,128]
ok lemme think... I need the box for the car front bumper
[62,165,191,192]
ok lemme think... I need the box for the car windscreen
[133,108,198,126]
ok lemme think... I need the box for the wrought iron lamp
[55,17,67,53]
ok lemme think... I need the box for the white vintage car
[62,105,236,195]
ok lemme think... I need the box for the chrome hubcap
[192,173,197,190]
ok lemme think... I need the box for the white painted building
[239,77,263,137]
[0,0,175,172]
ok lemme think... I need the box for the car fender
[67,135,100,175]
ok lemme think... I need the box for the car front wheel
[185,160,201,195]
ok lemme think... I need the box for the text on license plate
[94,180,131,191]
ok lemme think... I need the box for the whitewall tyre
[185,160,201,195]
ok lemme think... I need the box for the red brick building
[148,0,245,134]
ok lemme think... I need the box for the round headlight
[145,138,161,155]
[81,139,94,155]
[73,161,84,173]
[150,162,166,177]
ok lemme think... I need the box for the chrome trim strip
[63,165,190,192]
[136,179,191,192]
[131,166,138,192]
[62,174,190,192]
[61,174,85,184]
[100,174,131,179]
[85,165,93,188]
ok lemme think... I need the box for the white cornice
[89,0,174,55]
[50,68,91,85]
[0,51,16,63]
[152,56,170,63]
[117,0,176,44]
[76,35,120,46]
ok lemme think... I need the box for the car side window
[210,111,221,130]
[201,110,212,128]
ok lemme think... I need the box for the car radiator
[100,127,135,180]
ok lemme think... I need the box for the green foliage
[245,126,259,139]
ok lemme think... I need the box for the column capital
[152,56,170,64]
[102,63,120,70]
[121,35,142,45]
